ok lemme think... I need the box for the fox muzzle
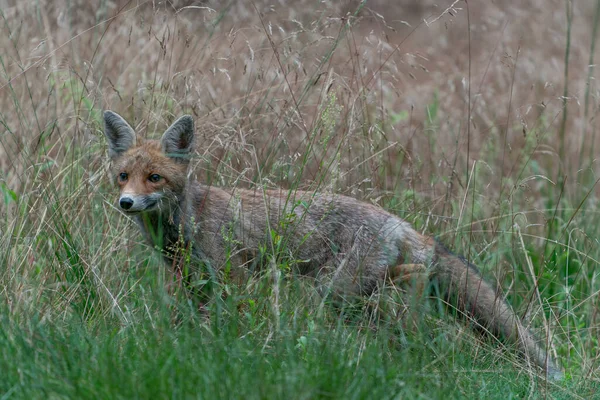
[118,193,160,213]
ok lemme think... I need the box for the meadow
[0,0,599,398]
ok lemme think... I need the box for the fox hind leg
[387,263,429,298]
[383,263,432,335]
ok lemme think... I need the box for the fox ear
[103,111,136,160]
[161,115,195,162]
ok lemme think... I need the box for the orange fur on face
[112,140,188,196]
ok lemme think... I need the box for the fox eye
[118,172,128,182]
[148,174,161,183]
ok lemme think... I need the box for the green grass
[0,282,589,399]
[1,0,599,398]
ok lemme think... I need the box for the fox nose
[119,197,134,210]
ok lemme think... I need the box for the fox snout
[118,193,160,213]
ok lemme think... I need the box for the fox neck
[133,183,206,262]
[135,203,183,253]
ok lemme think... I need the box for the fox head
[103,111,195,214]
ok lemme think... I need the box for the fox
[102,110,563,380]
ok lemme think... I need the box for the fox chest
[134,214,190,262]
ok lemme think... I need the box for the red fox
[103,110,563,380]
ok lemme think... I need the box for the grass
[0,293,587,399]
[1,0,599,398]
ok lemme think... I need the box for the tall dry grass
[1,1,598,204]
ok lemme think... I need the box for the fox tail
[431,243,563,380]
